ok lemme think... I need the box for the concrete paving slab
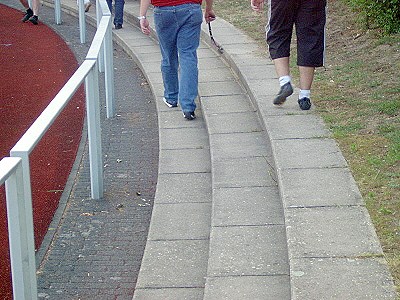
[157,110,204,129]
[198,47,219,59]
[199,68,235,83]
[272,138,348,169]
[279,167,364,208]
[134,287,203,300]
[204,275,291,300]
[212,186,284,226]
[124,44,161,55]
[145,73,163,85]
[291,257,397,300]
[209,132,271,159]
[159,127,209,150]
[212,157,277,188]
[147,202,211,240]
[285,206,383,258]
[155,173,212,204]
[134,51,162,63]
[205,111,263,134]
[136,60,162,74]
[243,77,277,96]
[198,57,227,70]
[135,240,209,288]
[198,80,245,97]
[265,114,331,140]
[201,27,255,46]
[238,64,277,78]
[200,94,256,114]
[114,32,157,47]
[150,82,165,98]
[227,53,271,67]
[158,148,211,174]
[220,43,260,56]
[207,225,289,276]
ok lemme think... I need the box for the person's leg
[176,3,203,116]
[106,0,113,14]
[267,0,297,105]
[77,0,91,12]
[21,0,33,22]
[299,66,314,90]
[272,57,294,105]
[266,0,295,62]
[113,0,125,27]
[154,6,179,106]
[295,0,326,110]
[31,0,40,16]
[26,0,40,24]
[273,57,290,78]
[295,0,326,68]
[19,0,29,9]
[84,0,91,12]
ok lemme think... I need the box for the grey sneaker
[298,97,312,110]
[273,82,293,105]
[163,97,177,108]
[183,111,196,120]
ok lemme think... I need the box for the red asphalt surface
[0,4,85,299]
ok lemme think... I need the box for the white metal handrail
[2,2,115,298]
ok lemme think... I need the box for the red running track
[0,4,85,299]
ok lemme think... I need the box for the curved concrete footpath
[7,0,398,298]
[120,3,397,299]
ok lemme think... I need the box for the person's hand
[140,18,151,35]
[205,9,216,23]
[250,0,264,12]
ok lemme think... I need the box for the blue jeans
[106,0,125,25]
[154,4,202,113]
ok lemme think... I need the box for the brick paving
[17,4,160,299]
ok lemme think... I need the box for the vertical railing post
[7,152,38,299]
[104,17,115,118]
[85,64,104,199]
[96,0,105,72]
[78,0,86,43]
[54,0,62,25]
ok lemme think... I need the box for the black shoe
[163,97,177,108]
[22,8,33,22]
[298,97,312,110]
[29,15,38,25]
[273,82,293,105]
[183,111,196,120]
[115,24,123,29]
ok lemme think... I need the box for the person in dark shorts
[251,0,327,110]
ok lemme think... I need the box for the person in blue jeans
[139,0,215,120]
[106,0,125,29]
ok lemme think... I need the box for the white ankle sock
[279,76,291,87]
[299,89,311,99]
